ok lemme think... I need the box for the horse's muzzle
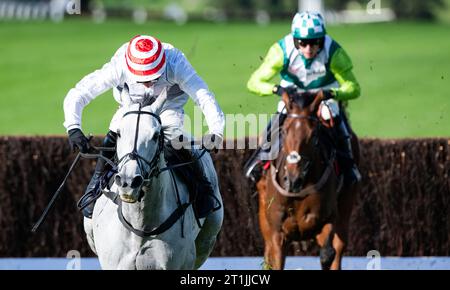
[120,192,138,203]
[116,174,143,203]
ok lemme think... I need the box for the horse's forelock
[292,97,305,109]
[291,93,315,110]
[119,104,161,143]
[123,102,153,113]
[284,106,316,142]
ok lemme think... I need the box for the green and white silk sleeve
[247,43,284,96]
[330,48,361,101]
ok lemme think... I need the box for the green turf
[0,20,449,138]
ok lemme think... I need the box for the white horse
[83,89,223,269]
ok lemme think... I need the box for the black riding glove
[322,90,335,100]
[68,128,90,153]
[202,133,222,153]
[272,85,285,96]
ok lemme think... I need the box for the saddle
[163,145,221,220]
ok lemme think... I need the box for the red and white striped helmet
[125,35,166,82]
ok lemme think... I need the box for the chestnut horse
[257,90,360,270]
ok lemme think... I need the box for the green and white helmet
[291,12,326,39]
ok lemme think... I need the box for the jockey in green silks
[244,11,361,186]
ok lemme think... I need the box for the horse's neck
[310,148,327,178]
[145,154,176,211]
[121,153,178,229]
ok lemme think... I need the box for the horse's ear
[282,90,291,111]
[309,90,324,113]
[150,87,168,114]
[121,83,132,107]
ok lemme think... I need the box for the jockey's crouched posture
[63,35,224,218]
[244,12,362,186]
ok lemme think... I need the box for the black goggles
[295,38,322,47]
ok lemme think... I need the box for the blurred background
[0,0,449,138]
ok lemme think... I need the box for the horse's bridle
[271,113,337,198]
[109,104,200,238]
[116,104,165,186]
[283,113,320,176]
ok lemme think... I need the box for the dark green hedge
[0,137,448,257]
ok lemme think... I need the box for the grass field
[0,19,449,138]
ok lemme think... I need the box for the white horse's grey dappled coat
[83,89,223,269]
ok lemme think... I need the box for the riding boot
[244,112,286,182]
[165,145,219,218]
[189,149,219,218]
[78,130,117,218]
[334,118,361,186]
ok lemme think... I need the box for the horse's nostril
[131,176,144,189]
[115,175,122,187]
[122,182,128,188]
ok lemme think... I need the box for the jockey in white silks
[63,35,225,218]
